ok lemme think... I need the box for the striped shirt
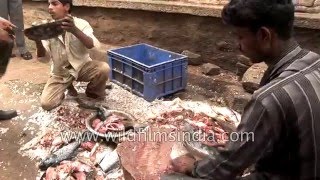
[192,42,320,179]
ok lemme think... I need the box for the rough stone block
[236,62,250,79]
[201,63,221,76]
[295,0,315,7]
[216,41,233,52]
[242,82,260,94]
[232,93,252,113]
[237,55,253,67]
[241,62,267,94]
[181,50,203,66]
[295,5,320,13]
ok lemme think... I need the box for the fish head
[38,154,58,171]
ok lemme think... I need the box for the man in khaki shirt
[31,0,110,111]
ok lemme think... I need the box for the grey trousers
[0,0,27,54]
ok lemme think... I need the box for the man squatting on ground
[29,0,110,111]
[164,0,320,179]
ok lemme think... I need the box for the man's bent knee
[40,97,61,111]
[97,62,110,76]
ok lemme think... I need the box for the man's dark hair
[222,0,295,40]
[59,0,73,13]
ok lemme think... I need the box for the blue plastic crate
[107,43,188,101]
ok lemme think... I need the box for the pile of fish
[31,105,136,179]
[55,106,92,129]
[150,108,193,128]
[39,131,69,152]
[37,131,122,180]
[44,160,95,180]
[150,108,231,147]
[185,117,229,147]
[155,98,241,127]
[92,114,126,134]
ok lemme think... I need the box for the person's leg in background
[8,0,32,60]
[0,0,8,20]
[0,0,17,58]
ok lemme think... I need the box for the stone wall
[295,0,320,13]
[161,0,228,5]
[30,0,320,14]
[72,0,320,30]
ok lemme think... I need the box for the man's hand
[0,18,15,40]
[61,15,78,33]
[0,29,14,43]
[0,17,16,31]
[171,155,196,175]
[60,15,94,49]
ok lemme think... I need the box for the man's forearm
[35,40,46,57]
[191,99,281,180]
[72,28,94,49]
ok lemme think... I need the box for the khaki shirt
[42,17,100,81]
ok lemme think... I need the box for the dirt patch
[21,2,247,110]
[68,4,320,111]
[72,7,240,72]
[22,2,320,70]
[70,5,320,71]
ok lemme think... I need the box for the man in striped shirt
[166,0,320,179]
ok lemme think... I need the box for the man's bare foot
[67,85,78,97]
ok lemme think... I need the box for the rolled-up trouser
[0,0,27,54]
[40,61,111,111]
